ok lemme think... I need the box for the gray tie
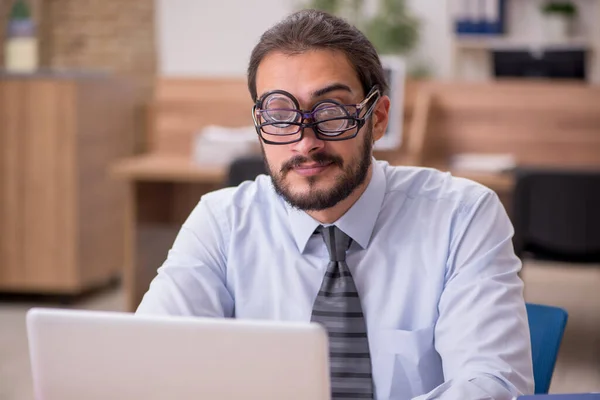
[311,225,374,400]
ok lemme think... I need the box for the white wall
[156,0,296,77]
[156,0,598,82]
[155,0,455,79]
[405,0,454,79]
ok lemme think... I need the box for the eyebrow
[310,83,353,98]
[256,83,354,104]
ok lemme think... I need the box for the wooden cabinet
[0,73,135,294]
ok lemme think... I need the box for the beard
[262,124,373,211]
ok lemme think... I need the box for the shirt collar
[285,159,386,252]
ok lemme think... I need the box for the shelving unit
[450,0,600,83]
[454,35,593,51]
[0,72,136,295]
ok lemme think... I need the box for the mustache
[280,152,344,174]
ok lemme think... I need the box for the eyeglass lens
[258,92,359,141]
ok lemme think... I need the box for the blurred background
[0,0,599,399]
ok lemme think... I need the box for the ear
[371,95,391,142]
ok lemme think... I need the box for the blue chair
[526,303,569,394]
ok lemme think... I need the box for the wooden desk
[115,79,600,312]
[450,171,514,193]
[403,81,600,169]
[112,155,516,191]
[111,155,514,311]
[112,77,427,311]
[112,154,226,183]
[111,156,226,311]
[400,80,600,214]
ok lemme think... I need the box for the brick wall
[2,0,156,149]
[44,0,156,96]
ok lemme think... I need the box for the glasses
[252,86,380,145]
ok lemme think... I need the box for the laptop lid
[26,308,330,400]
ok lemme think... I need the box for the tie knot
[318,225,351,262]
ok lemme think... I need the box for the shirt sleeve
[135,198,234,318]
[415,189,535,400]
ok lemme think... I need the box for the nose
[290,126,325,156]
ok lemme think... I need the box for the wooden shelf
[0,76,135,294]
[455,35,593,51]
[450,0,600,81]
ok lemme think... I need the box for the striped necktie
[311,225,374,399]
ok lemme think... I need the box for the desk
[112,154,226,183]
[428,163,516,211]
[114,79,600,311]
[112,155,514,312]
[435,168,515,194]
[112,155,227,311]
[112,77,426,311]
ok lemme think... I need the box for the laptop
[26,308,330,400]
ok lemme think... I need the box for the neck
[307,165,373,224]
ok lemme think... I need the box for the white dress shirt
[137,159,534,399]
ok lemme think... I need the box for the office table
[112,154,515,312]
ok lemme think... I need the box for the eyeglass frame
[251,86,381,145]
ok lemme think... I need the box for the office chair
[512,168,600,263]
[526,302,569,394]
[225,155,267,187]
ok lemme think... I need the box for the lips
[293,161,333,177]
[281,152,343,177]
[296,162,331,169]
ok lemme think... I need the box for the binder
[455,0,505,35]
[475,0,487,34]
[482,0,505,35]
[466,0,480,33]
[455,0,474,34]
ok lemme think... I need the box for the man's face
[255,50,379,211]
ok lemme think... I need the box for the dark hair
[247,9,389,101]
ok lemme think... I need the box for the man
[137,9,534,400]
